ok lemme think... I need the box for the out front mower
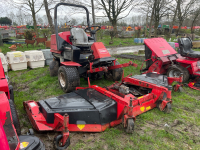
[49,3,137,93]
[23,72,180,149]
[0,58,45,150]
[141,37,200,84]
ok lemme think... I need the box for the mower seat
[70,28,94,47]
[178,37,200,58]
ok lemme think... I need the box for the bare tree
[169,0,180,37]
[9,0,43,37]
[96,0,139,37]
[43,0,55,34]
[177,0,196,34]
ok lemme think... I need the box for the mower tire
[167,65,189,82]
[104,61,123,81]
[54,134,70,150]
[9,99,21,135]
[126,118,134,134]
[58,66,80,93]
[163,103,172,113]
[49,59,59,77]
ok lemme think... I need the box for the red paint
[61,61,81,67]
[51,31,72,53]
[91,42,111,59]
[0,92,20,150]
[0,122,10,150]
[144,38,177,57]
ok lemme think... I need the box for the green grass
[7,56,200,150]
[97,34,143,47]
[0,43,46,54]
[3,35,200,149]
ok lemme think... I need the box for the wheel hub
[59,72,66,87]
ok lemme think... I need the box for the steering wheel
[85,25,101,33]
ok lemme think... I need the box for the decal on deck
[77,124,85,130]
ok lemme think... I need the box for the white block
[0,53,8,72]
[7,51,27,71]
[24,50,45,69]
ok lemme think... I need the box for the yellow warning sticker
[77,124,85,130]
[140,106,145,112]
[138,96,143,99]
[14,52,22,58]
[20,142,29,149]
[146,106,151,111]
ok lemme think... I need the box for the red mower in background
[141,37,200,85]
[24,71,182,149]
[49,3,137,93]
[0,59,45,150]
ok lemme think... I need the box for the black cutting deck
[38,88,117,124]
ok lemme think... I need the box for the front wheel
[58,66,80,93]
[167,65,189,82]
[125,119,134,134]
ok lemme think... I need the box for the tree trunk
[177,20,183,35]
[32,11,38,38]
[148,1,155,38]
[44,0,55,34]
[91,0,95,24]
[145,11,149,38]
[154,19,159,37]
[169,0,179,37]
[112,20,118,38]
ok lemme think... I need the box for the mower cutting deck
[24,73,180,149]
[141,37,200,83]
[49,3,137,93]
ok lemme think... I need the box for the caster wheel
[54,134,70,150]
[178,86,184,92]
[183,83,188,87]
[163,103,172,113]
[27,128,34,135]
[125,119,134,134]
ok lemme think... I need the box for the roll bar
[54,3,91,50]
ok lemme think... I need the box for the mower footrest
[194,71,200,75]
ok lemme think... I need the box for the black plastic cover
[18,135,45,150]
[38,88,117,124]
[131,73,172,90]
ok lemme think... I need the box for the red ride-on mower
[49,3,137,92]
[141,37,200,85]
[0,59,45,150]
[24,72,180,149]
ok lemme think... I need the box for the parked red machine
[0,59,45,150]
[49,3,137,93]
[24,71,182,149]
[141,37,200,83]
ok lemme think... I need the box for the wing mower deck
[141,37,200,85]
[24,73,180,149]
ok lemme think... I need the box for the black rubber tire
[9,99,21,135]
[49,59,59,77]
[104,61,123,81]
[58,66,80,93]
[167,65,189,82]
[125,119,134,134]
[54,134,70,150]
[27,128,34,135]
[9,85,14,102]
[163,103,172,113]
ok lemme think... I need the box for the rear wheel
[49,59,59,76]
[9,99,21,135]
[104,61,123,81]
[58,66,80,93]
[167,65,189,82]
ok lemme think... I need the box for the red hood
[0,58,5,79]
